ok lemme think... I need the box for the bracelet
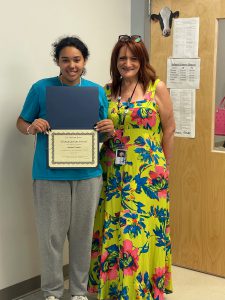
[26,124,32,135]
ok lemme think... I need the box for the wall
[131,0,150,50]
[131,0,146,36]
[0,0,130,290]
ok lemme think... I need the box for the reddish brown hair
[110,39,157,97]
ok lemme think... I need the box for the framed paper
[48,129,98,168]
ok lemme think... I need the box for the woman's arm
[16,117,50,135]
[155,81,175,166]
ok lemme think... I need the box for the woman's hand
[95,119,114,136]
[27,118,51,135]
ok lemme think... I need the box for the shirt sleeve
[20,84,40,123]
[98,87,108,120]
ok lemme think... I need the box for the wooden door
[150,0,225,277]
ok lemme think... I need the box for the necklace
[117,79,139,125]
[117,79,139,109]
[58,75,82,86]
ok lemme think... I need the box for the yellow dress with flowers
[88,80,173,300]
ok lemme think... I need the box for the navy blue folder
[46,86,99,129]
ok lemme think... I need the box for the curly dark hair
[52,36,90,63]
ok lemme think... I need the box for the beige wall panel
[151,0,225,277]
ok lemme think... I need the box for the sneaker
[46,297,59,300]
[71,296,88,300]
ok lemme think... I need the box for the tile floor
[16,266,225,300]
[166,266,225,300]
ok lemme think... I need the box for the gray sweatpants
[33,177,102,298]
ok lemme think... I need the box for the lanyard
[117,80,139,125]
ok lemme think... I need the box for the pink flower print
[113,130,130,149]
[145,91,152,100]
[161,167,169,180]
[158,189,167,199]
[148,166,168,184]
[153,286,164,300]
[155,166,166,176]
[165,225,170,234]
[147,166,161,184]
[100,250,118,283]
[148,166,168,199]
[120,240,139,276]
[152,267,171,300]
[104,148,116,166]
[130,107,157,128]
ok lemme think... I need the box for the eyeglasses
[118,35,142,43]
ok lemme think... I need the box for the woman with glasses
[88,35,175,299]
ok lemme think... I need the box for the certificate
[48,129,98,168]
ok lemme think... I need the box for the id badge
[115,149,127,165]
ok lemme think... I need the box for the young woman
[16,36,114,300]
[88,35,175,300]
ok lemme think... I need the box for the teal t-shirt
[20,76,108,180]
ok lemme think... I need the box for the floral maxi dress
[88,80,173,300]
